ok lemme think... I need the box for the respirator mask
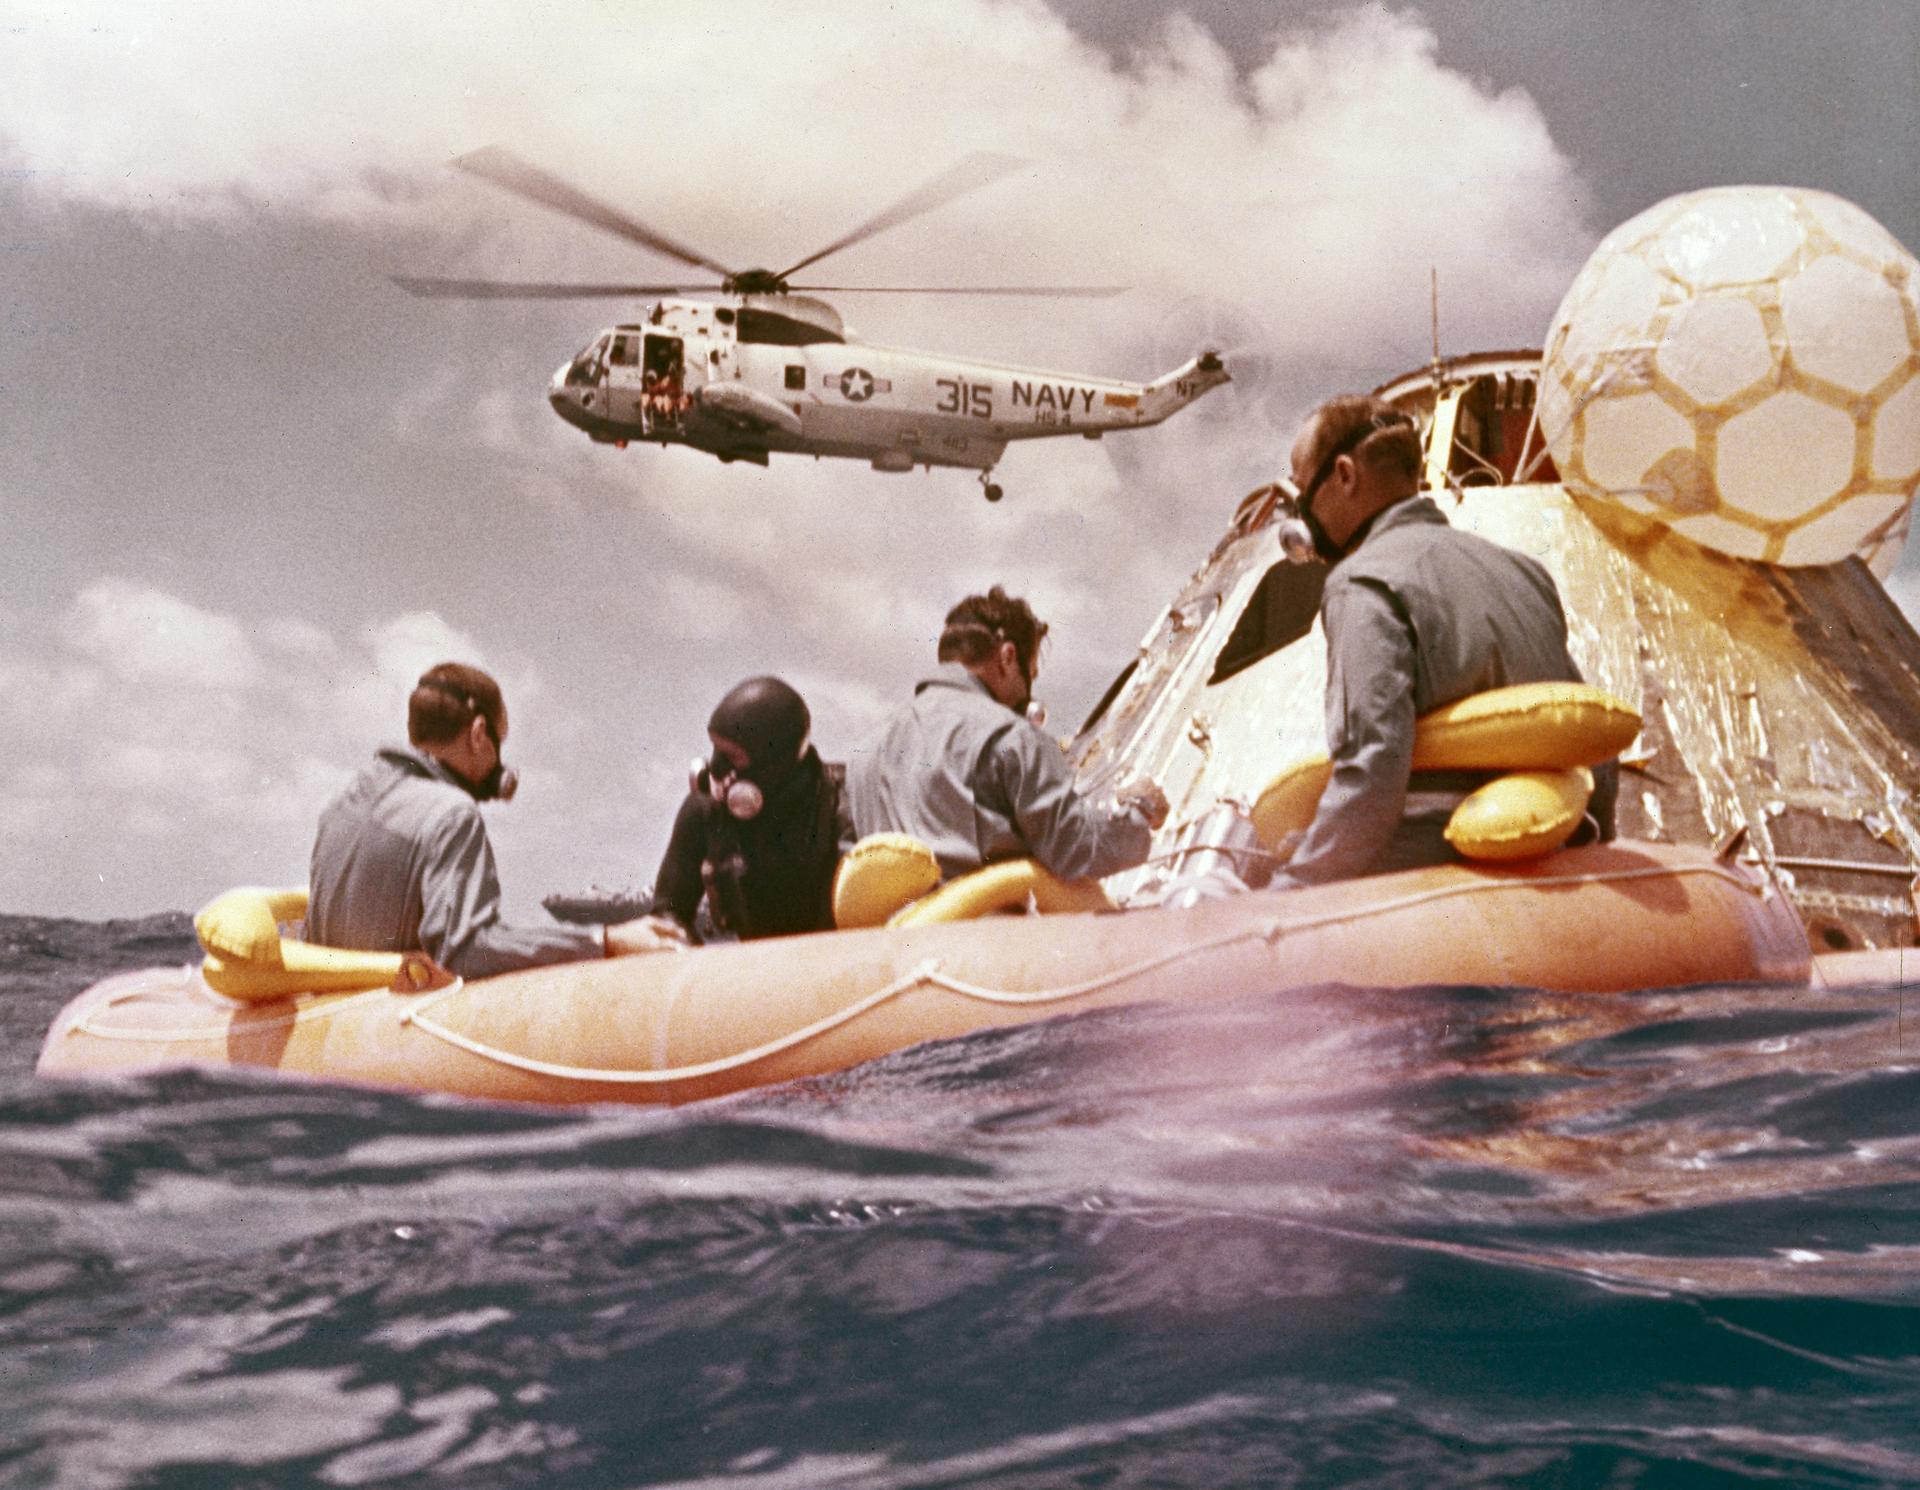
[472,758,518,804]
[470,712,517,803]
[689,755,767,821]
[1270,477,1320,566]
[691,730,812,822]
[1270,474,1350,567]
[417,675,517,803]
[1275,412,1417,567]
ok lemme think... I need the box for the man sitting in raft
[1271,396,1616,888]
[848,586,1168,882]
[310,662,682,976]
[653,676,855,942]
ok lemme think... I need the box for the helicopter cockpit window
[566,335,610,387]
[737,308,843,346]
[610,334,640,368]
[1208,560,1326,684]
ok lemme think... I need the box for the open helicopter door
[639,333,688,435]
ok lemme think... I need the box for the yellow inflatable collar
[834,836,1113,928]
[833,834,942,929]
[1252,682,1638,863]
[193,886,435,1002]
[888,858,1113,927]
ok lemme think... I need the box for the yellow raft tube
[38,840,1810,1106]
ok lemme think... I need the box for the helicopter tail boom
[1132,350,1230,426]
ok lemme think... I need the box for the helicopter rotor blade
[791,284,1127,297]
[392,276,721,300]
[775,152,1027,281]
[450,146,737,280]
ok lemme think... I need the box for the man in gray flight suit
[847,586,1168,883]
[310,662,679,976]
[1272,394,1615,888]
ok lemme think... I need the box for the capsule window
[1209,561,1325,684]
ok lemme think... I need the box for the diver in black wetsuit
[653,677,856,942]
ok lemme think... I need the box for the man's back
[310,746,470,955]
[1328,497,1580,715]
[1283,496,1604,886]
[848,664,1150,882]
[848,668,1017,880]
[310,745,600,977]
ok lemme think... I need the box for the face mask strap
[1298,411,1414,511]
[1286,413,1416,565]
[417,677,514,802]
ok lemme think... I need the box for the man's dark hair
[409,662,504,747]
[938,587,1048,676]
[1299,395,1422,489]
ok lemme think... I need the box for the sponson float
[37,185,1920,1104]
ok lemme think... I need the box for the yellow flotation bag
[833,834,942,929]
[1411,683,1640,770]
[1251,682,1638,863]
[887,858,1113,927]
[834,835,1114,928]
[1444,766,1596,861]
[1250,758,1336,852]
[193,886,437,1002]
[194,886,313,964]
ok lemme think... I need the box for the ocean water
[2,913,1917,1489]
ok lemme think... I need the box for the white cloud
[0,762,76,842]
[648,572,762,647]
[364,611,487,697]
[6,1,1595,595]
[0,582,600,915]
[4,4,1584,363]
[66,577,262,688]
[258,616,337,664]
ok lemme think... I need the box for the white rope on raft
[394,860,1767,1087]
[69,972,463,1045]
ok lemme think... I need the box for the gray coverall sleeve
[988,723,1152,881]
[1278,576,1418,887]
[417,806,602,979]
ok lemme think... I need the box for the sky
[4,0,1917,920]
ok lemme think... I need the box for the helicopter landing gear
[979,472,1004,503]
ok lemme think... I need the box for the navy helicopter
[396,148,1229,501]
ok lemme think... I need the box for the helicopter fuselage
[546,296,1228,477]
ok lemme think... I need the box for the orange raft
[38,842,1811,1107]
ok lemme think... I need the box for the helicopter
[395,148,1230,501]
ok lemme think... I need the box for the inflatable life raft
[37,841,1811,1107]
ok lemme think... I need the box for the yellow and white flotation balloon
[1539,186,1920,574]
